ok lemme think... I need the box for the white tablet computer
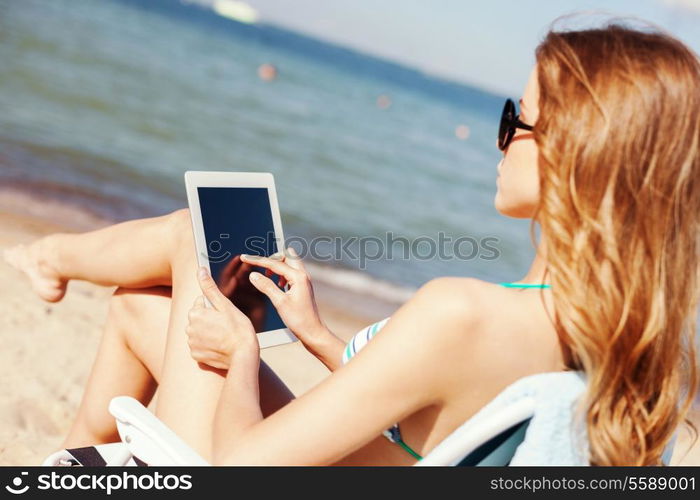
[184,171,296,349]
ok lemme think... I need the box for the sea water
[0,0,536,302]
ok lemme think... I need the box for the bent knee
[168,208,192,235]
[72,406,120,445]
[109,288,137,328]
[166,208,196,254]
[109,287,170,332]
[108,287,170,375]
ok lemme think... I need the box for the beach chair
[41,370,676,466]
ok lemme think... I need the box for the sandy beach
[1,188,698,465]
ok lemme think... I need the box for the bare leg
[151,211,229,460]
[63,287,171,448]
[4,211,183,301]
[6,209,294,458]
[64,284,294,452]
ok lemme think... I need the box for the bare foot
[3,239,67,302]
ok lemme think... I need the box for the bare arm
[189,271,561,464]
[298,327,345,371]
[203,277,481,464]
[213,346,263,452]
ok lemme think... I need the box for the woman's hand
[241,249,344,368]
[186,267,259,370]
[214,255,267,331]
[241,249,329,341]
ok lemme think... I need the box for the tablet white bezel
[184,171,297,349]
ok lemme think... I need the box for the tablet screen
[197,187,286,333]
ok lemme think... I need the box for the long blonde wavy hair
[533,22,700,465]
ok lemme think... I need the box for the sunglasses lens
[498,99,515,151]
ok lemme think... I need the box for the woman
[5,22,699,465]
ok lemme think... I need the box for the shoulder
[377,278,536,397]
[406,277,563,372]
[385,277,503,350]
[407,277,503,326]
[399,277,545,355]
[367,278,561,399]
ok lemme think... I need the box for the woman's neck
[520,237,549,284]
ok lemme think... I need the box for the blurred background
[1,0,700,465]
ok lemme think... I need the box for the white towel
[419,371,589,466]
[506,371,589,465]
[501,371,676,465]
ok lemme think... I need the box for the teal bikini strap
[397,439,423,461]
[498,282,552,289]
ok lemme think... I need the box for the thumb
[249,272,286,307]
[197,267,226,309]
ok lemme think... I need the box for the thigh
[154,249,225,459]
[63,286,171,447]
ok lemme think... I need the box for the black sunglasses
[498,98,533,151]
